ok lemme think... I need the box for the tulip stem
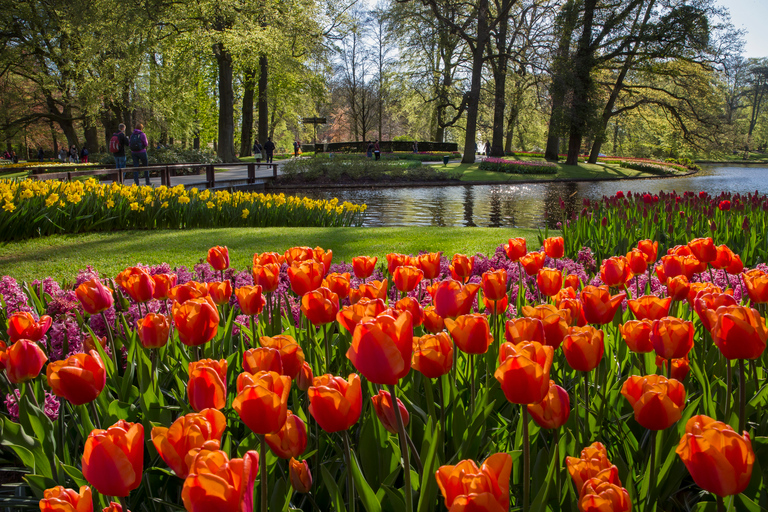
[118,496,129,512]
[405,433,423,473]
[582,371,589,446]
[389,384,412,512]
[667,358,672,379]
[716,496,726,512]
[522,406,530,512]
[469,354,475,416]
[101,311,119,372]
[648,430,657,511]
[342,430,356,512]
[738,359,746,432]
[24,381,39,408]
[324,323,332,374]
[90,400,102,429]
[260,434,268,512]
[725,360,732,420]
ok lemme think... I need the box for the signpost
[302,117,327,145]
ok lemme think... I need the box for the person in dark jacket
[129,123,150,186]
[253,139,263,163]
[112,124,130,178]
[37,148,45,161]
[263,137,275,164]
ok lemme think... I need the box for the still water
[293,164,768,229]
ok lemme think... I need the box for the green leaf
[349,450,382,512]
[321,465,347,512]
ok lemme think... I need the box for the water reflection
[289,165,768,229]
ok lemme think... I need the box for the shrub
[479,157,558,174]
[279,156,459,183]
[619,161,688,174]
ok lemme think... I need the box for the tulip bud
[370,390,409,434]
[137,313,171,349]
[289,458,312,493]
[296,362,313,391]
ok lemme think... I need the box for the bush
[95,148,222,166]
[279,156,459,183]
[619,161,688,174]
[479,157,558,174]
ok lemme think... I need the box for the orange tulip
[626,249,648,275]
[435,453,512,511]
[563,326,604,372]
[527,380,570,429]
[386,253,411,274]
[337,298,387,332]
[650,317,694,360]
[7,312,52,343]
[444,314,493,355]
[323,272,351,299]
[207,246,229,271]
[181,448,259,512]
[505,238,527,261]
[395,297,424,326]
[348,313,413,385]
[520,251,545,276]
[394,265,424,292]
[115,267,155,303]
[423,305,445,334]
[707,305,768,360]
[150,273,177,300]
[743,270,768,303]
[284,246,315,266]
[637,239,658,264]
[666,275,690,301]
[296,362,313,391]
[557,297,586,327]
[495,341,554,404]
[170,282,208,303]
[655,355,690,381]
[151,409,226,478]
[287,260,324,296]
[82,420,144,497]
[688,237,717,264]
[481,269,507,301]
[621,374,686,430]
[600,256,632,287]
[173,296,220,346]
[675,414,754,497]
[566,442,621,493]
[668,244,693,257]
[301,287,339,325]
[483,295,508,315]
[260,335,305,379]
[693,292,738,331]
[233,370,291,435]
[726,253,744,274]
[265,410,307,459]
[537,268,563,297]
[5,338,47,384]
[137,313,171,349]
[450,254,474,282]
[235,285,266,316]
[371,389,409,434]
[39,485,93,512]
[658,255,685,283]
[620,320,654,353]
[412,332,453,378]
[46,351,106,405]
[308,374,362,432]
[543,236,564,259]
[254,251,283,267]
[352,256,378,279]
[521,304,570,349]
[349,279,388,304]
[578,479,632,512]
[188,359,227,412]
[711,245,735,270]
[564,274,581,291]
[252,263,281,293]
[206,281,232,305]
[580,286,625,325]
[504,317,545,346]
[313,246,333,274]
[289,458,312,493]
[76,278,114,315]
[243,347,283,374]
[416,252,442,280]
[627,295,671,321]
[433,280,480,319]
[683,254,706,278]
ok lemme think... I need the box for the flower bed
[0,178,366,240]
[0,235,765,511]
[479,157,558,174]
[619,160,688,174]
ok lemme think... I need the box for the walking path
[118,159,295,188]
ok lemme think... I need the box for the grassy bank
[0,226,542,282]
[428,160,682,182]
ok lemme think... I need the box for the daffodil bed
[0,178,367,241]
[1,236,767,512]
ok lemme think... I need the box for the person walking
[293,140,300,158]
[58,148,67,162]
[109,124,130,180]
[252,139,263,163]
[374,140,381,161]
[366,141,374,158]
[37,147,44,161]
[129,123,150,186]
[263,137,275,164]
[80,146,89,163]
[69,145,78,163]
[412,141,418,153]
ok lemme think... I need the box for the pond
[292,164,768,229]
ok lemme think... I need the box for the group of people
[57,145,90,163]
[252,138,276,163]
[109,123,150,185]
[2,150,18,163]
[366,140,381,160]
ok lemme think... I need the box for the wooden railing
[25,162,278,189]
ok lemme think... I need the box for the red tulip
[505,238,527,261]
[170,282,208,303]
[207,281,232,306]
[39,485,93,512]
[115,267,155,303]
[289,458,312,493]
[46,351,106,405]
[543,236,564,259]
[711,245,735,270]
[371,389,409,434]
[151,273,177,300]
[308,374,362,432]
[284,246,315,266]
[235,285,266,316]
[627,295,671,321]
[137,313,171,349]
[693,292,738,331]
[504,317,545,346]
[600,256,632,287]
[322,272,351,299]
[527,380,570,429]
[563,326,604,372]
[254,251,283,267]
[423,306,445,334]
[450,254,474,283]
[233,370,291,435]
[348,313,413,385]
[7,312,52,343]
[349,279,388,304]
[537,268,563,297]
[621,374,686,430]
[337,298,387,332]
[521,304,570,349]
[265,410,307,459]
[260,334,305,379]
[395,297,424,326]
[707,305,768,360]
[520,252,545,276]
[301,287,339,325]
[412,332,453,378]
[394,265,424,292]
[188,359,227,412]
[416,252,442,280]
[666,275,690,301]
[352,256,377,279]
[495,341,554,404]
[580,286,625,325]
[207,246,229,271]
[313,247,333,274]
[181,447,259,512]
[637,240,658,264]
[620,320,653,353]
[151,409,226,478]
[173,296,220,346]
[655,355,690,381]
[650,317,694,360]
[626,249,648,275]
[5,338,47,384]
[688,237,717,264]
[243,347,283,374]
[481,269,507,301]
[82,420,144,497]
[433,280,480,319]
[443,314,493,355]
[287,261,324,296]
[386,253,411,274]
[76,278,114,315]
[436,453,512,511]
[252,263,280,293]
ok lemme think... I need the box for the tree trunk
[84,121,99,153]
[240,68,256,156]
[461,0,489,164]
[258,56,269,145]
[214,43,237,162]
[565,0,597,166]
[505,103,519,153]
[489,12,509,157]
[545,0,578,161]
[50,121,58,155]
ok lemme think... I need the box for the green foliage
[478,159,558,174]
[279,157,458,183]
[618,161,687,175]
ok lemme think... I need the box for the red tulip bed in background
[1,236,766,512]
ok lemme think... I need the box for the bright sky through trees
[722,0,768,57]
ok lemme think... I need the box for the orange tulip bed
[1,237,767,512]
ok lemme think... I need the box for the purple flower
[0,276,32,314]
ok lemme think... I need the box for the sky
[720,0,768,57]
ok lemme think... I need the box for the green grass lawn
[428,161,677,182]
[0,226,542,283]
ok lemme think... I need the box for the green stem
[90,400,102,429]
[725,360,732,420]
[24,381,39,408]
[582,371,589,446]
[716,496,725,512]
[343,431,356,512]
[522,406,530,512]
[118,496,130,512]
[469,353,475,416]
[738,359,746,432]
[260,434,268,512]
[389,384,413,512]
[324,323,332,373]
[101,311,118,371]
[423,377,436,423]
[648,430,658,512]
